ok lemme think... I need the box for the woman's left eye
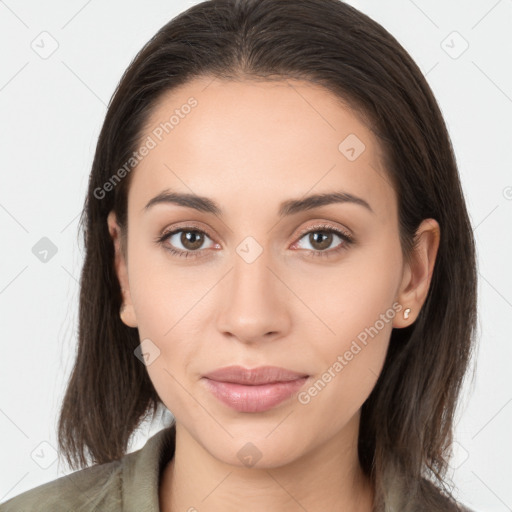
[155,224,354,259]
[292,226,354,257]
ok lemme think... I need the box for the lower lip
[202,377,309,413]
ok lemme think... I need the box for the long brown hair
[57,1,477,510]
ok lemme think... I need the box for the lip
[202,365,309,385]
[201,365,309,413]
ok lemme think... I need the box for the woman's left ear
[393,218,440,328]
[107,210,138,328]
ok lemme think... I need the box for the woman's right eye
[156,228,217,258]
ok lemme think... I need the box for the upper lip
[202,365,309,385]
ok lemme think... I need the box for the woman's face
[108,77,434,468]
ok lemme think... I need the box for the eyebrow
[143,189,374,217]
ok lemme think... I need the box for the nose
[216,245,291,345]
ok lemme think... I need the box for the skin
[107,77,440,512]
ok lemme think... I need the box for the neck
[159,413,374,512]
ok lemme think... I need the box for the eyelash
[154,222,354,260]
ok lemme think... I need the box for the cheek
[295,301,395,438]
[290,236,402,350]
[292,238,401,412]
[135,294,202,420]
[127,235,210,340]
[125,247,203,399]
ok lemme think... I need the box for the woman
[1,0,477,510]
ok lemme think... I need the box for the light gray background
[1,0,511,510]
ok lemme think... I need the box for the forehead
[128,77,395,220]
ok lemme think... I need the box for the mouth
[201,365,310,413]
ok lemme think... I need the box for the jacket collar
[121,425,176,511]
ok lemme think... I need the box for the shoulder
[0,458,123,511]
[0,426,176,512]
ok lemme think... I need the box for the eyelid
[294,221,353,242]
[159,220,353,243]
[160,220,217,241]
[156,219,354,257]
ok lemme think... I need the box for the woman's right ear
[107,210,138,328]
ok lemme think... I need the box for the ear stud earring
[403,308,411,320]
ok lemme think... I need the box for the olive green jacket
[0,426,176,511]
[1,425,476,512]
